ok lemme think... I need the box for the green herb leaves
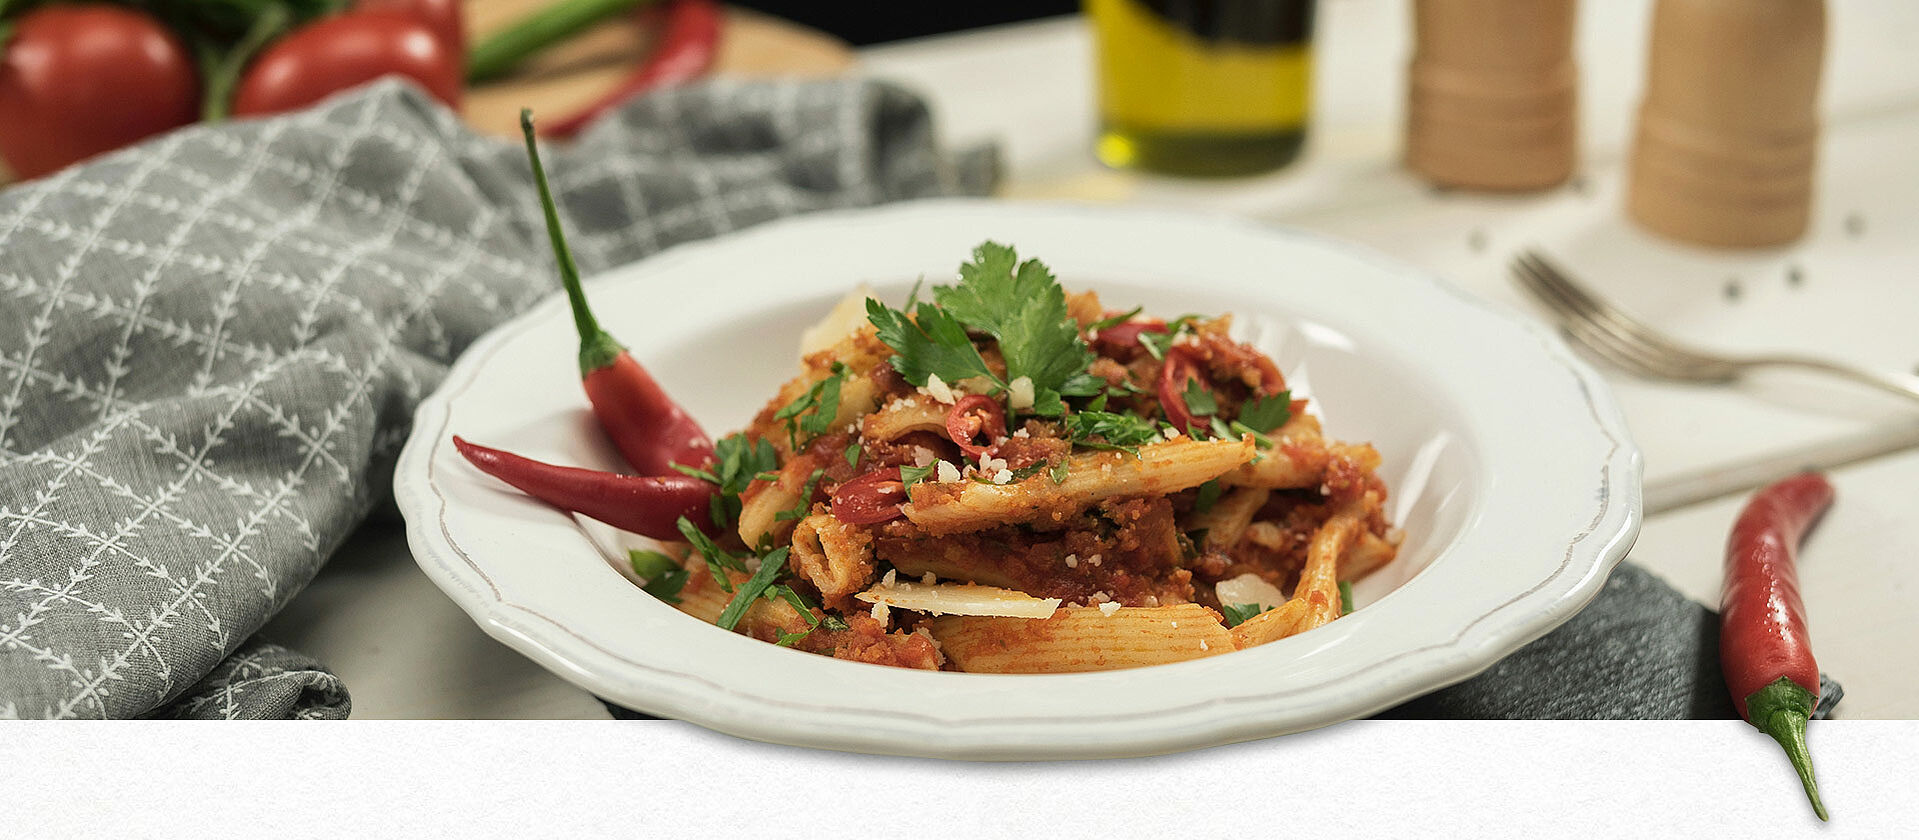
[1236,391,1292,434]
[673,433,778,530]
[717,548,789,631]
[1220,602,1270,628]
[773,362,849,450]
[866,242,1094,415]
[866,298,995,391]
[1064,410,1164,454]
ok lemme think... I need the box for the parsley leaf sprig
[866,242,1095,416]
[1063,410,1164,455]
[673,433,779,530]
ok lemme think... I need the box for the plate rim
[393,198,1644,756]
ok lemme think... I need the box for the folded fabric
[0,78,994,719]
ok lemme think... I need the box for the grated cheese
[936,460,961,483]
[991,468,1013,485]
[1063,554,1078,569]
[1098,602,1121,616]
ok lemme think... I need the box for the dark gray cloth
[0,78,993,719]
[1380,562,1842,720]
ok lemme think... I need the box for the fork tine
[1510,252,1729,382]
[1515,251,1737,378]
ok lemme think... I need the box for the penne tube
[860,394,949,442]
[1344,530,1399,581]
[789,514,877,609]
[1190,486,1270,552]
[932,604,1234,673]
[878,545,1022,590]
[1229,500,1367,649]
[903,437,1254,535]
[737,456,816,548]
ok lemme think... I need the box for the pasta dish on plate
[454,119,1401,674]
[666,245,1399,672]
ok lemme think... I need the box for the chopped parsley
[1086,306,1143,334]
[1236,391,1293,434]
[1049,460,1070,484]
[629,550,688,604]
[1339,580,1354,616]
[674,433,779,530]
[866,298,996,390]
[822,614,851,632]
[899,463,935,489]
[716,547,789,631]
[1137,329,1176,361]
[867,242,1096,417]
[677,515,745,593]
[1064,410,1163,454]
[1181,377,1217,418]
[773,468,827,522]
[773,362,848,450]
[1221,602,1270,628]
[844,441,862,466]
[1193,479,1223,513]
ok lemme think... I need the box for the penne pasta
[1191,486,1270,552]
[931,604,1233,673]
[530,241,1409,672]
[860,393,949,442]
[789,514,877,609]
[903,437,1255,535]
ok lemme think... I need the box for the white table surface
[267,0,1919,720]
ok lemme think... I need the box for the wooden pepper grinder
[1627,0,1827,247]
[1405,0,1577,191]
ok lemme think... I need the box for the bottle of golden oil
[1088,0,1315,176]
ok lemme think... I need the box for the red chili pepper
[1156,344,1208,434]
[1721,471,1835,821]
[542,0,723,139]
[452,436,714,540]
[521,109,715,475]
[830,468,908,525]
[944,394,1006,459]
[1091,318,1166,359]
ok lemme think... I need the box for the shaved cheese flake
[1215,573,1287,611]
[922,373,956,405]
[854,581,1062,619]
[1007,376,1035,410]
[798,284,876,359]
[936,460,961,483]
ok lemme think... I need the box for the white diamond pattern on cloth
[0,79,994,719]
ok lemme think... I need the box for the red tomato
[1157,344,1209,434]
[230,11,462,118]
[0,5,200,180]
[944,394,1006,459]
[354,0,465,58]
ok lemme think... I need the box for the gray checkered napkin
[0,78,995,719]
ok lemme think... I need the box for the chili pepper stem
[520,109,624,376]
[1746,676,1827,821]
[469,0,651,82]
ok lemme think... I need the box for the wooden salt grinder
[1406,0,1578,191]
[1627,0,1827,248]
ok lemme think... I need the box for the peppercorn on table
[266,0,1919,719]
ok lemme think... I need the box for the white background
[4,721,1914,836]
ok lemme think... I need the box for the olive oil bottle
[1088,0,1315,176]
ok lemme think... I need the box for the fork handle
[1744,354,1919,405]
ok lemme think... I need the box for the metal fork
[1511,250,1919,405]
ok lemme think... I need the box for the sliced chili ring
[1157,344,1211,435]
[830,467,908,525]
[1092,318,1168,359]
[944,394,1007,458]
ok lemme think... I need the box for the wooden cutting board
[462,0,856,136]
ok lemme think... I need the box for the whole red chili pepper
[543,0,722,139]
[945,394,1006,459]
[1721,471,1834,821]
[521,109,715,476]
[830,467,908,525]
[452,437,714,540]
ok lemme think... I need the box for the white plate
[394,200,1641,757]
